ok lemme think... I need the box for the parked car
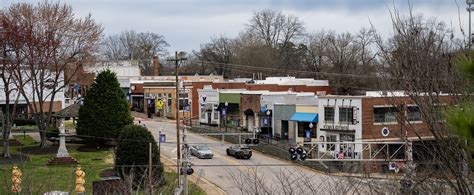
[226,145,252,159]
[190,145,214,159]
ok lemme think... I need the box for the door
[207,113,212,124]
[247,115,254,132]
[281,120,289,139]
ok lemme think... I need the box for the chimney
[152,55,160,76]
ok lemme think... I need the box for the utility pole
[167,51,186,194]
[149,142,153,194]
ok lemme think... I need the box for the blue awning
[289,112,318,123]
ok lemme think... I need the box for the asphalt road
[135,117,376,195]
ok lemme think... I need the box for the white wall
[0,72,65,109]
[318,97,362,157]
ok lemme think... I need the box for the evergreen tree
[446,55,474,170]
[115,125,164,187]
[76,69,133,144]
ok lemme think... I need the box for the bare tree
[102,30,169,75]
[375,8,471,194]
[3,1,103,147]
[195,35,233,77]
[0,19,23,158]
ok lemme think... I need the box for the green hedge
[12,118,37,126]
[46,126,59,138]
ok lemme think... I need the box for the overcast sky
[3,0,467,54]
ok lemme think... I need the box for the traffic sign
[338,151,344,159]
[157,99,164,109]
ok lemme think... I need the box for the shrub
[76,70,133,144]
[46,126,59,138]
[12,119,37,126]
[115,125,164,188]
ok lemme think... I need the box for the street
[135,117,377,195]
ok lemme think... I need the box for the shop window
[200,106,206,119]
[213,109,218,120]
[298,122,317,138]
[373,107,398,123]
[178,92,189,111]
[167,100,172,112]
[339,107,353,123]
[407,106,422,122]
[326,135,337,151]
[324,107,334,123]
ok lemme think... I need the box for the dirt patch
[20,145,58,155]
[77,145,114,152]
[99,168,118,177]
[0,153,29,165]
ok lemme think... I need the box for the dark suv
[226,145,252,159]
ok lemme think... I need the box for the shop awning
[289,112,318,123]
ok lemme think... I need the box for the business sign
[352,107,358,125]
[381,127,390,137]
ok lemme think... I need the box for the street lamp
[309,123,314,128]
[225,101,228,132]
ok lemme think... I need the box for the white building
[317,95,363,159]
[197,85,220,125]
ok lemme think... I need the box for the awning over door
[289,112,318,123]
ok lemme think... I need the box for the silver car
[190,145,214,159]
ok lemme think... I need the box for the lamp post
[266,110,271,142]
[225,101,228,132]
[468,0,474,59]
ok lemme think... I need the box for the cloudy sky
[3,0,467,53]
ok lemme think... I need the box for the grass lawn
[0,135,205,194]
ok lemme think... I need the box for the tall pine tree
[77,69,133,144]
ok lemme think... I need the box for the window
[200,106,206,119]
[298,122,317,139]
[324,107,334,123]
[327,135,337,151]
[213,109,219,120]
[407,106,422,122]
[178,92,189,111]
[167,99,172,113]
[339,107,353,123]
[373,107,398,123]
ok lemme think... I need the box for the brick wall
[240,94,261,127]
[30,101,63,114]
[361,96,451,140]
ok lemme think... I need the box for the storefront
[289,111,318,143]
[198,86,219,125]
[219,90,246,128]
[318,96,362,159]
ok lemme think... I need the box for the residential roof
[53,102,81,118]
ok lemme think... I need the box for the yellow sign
[157,99,164,109]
